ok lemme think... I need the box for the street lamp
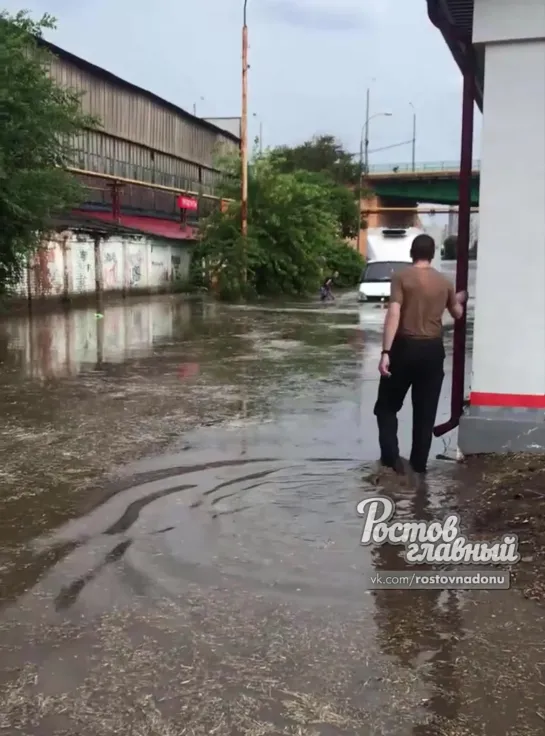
[362,86,393,175]
[410,102,416,172]
[356,90,392,254]
[361,111,392,175]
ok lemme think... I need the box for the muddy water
[1,272,544,735]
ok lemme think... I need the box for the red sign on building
[177,195,198,211]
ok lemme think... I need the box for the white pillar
[459,0,545,453]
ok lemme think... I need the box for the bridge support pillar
[458,5,545,455]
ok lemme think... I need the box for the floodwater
[0,262,544,735]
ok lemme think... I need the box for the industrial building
[15,39,240,301]
[41,38,240,228]
[44,38,240,192]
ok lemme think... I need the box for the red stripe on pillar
[470,392,545,409]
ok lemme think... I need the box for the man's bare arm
[382,274,403,350]
[382,302,401,350]
[447,287,466,320]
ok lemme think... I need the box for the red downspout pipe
[434,53,476,437]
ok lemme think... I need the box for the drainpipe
[434,53,475,437]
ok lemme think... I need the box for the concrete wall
[471,39,545,398]
[474,0,545,44]
[12,232,193,301]
[459,4,545,453]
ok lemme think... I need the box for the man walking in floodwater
[374,234,466,476]
[320,271,338,302]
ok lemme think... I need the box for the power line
[368,139,413,154]
[349,139,413,158]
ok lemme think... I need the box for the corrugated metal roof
[36,38,241,144]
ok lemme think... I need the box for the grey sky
[6,0,481,165]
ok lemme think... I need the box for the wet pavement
[1,262,544,735]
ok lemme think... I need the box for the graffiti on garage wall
[103,249,120,289]
[150,243,171,286]
[127,248,144,287]
[170,246,190,283]
[15,233,192,298]
[151,260,170,285]
[171,255,182,281]
[73,243,95,294]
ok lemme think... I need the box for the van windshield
[361,261,410,283]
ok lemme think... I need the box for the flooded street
[1,263,545,735]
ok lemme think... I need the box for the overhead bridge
[365,160,481,207]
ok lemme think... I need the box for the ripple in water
[30,455,458,613]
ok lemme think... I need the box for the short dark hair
[410,234,435,262]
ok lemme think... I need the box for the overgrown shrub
[322,240,365,289]
[192,151,363,300]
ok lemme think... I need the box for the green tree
[269,136,364,237]
[279,167,361,240]
[320,176,361,240]
[322,240,365,289]
[269,135,359,186]
[0,11,95,293]
[192,151,362,300]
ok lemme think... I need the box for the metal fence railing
[70,150,226,199]
[367,160,481,174]
[75,173,220,223]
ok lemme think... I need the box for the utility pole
[241,0,249,248]
[357,88,371,257]
[364,87,370,175]
[410,103,416,171]
[356,128,364,255]
[357,91,392,254]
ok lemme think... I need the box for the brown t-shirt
[390,265,456,339]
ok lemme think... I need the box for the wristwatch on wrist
[381,349,390,356]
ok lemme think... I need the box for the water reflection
[371,480,463,732]
[0,299,204,379]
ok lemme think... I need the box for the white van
[358,227,440,302]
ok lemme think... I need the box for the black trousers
[373,336,445,474]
